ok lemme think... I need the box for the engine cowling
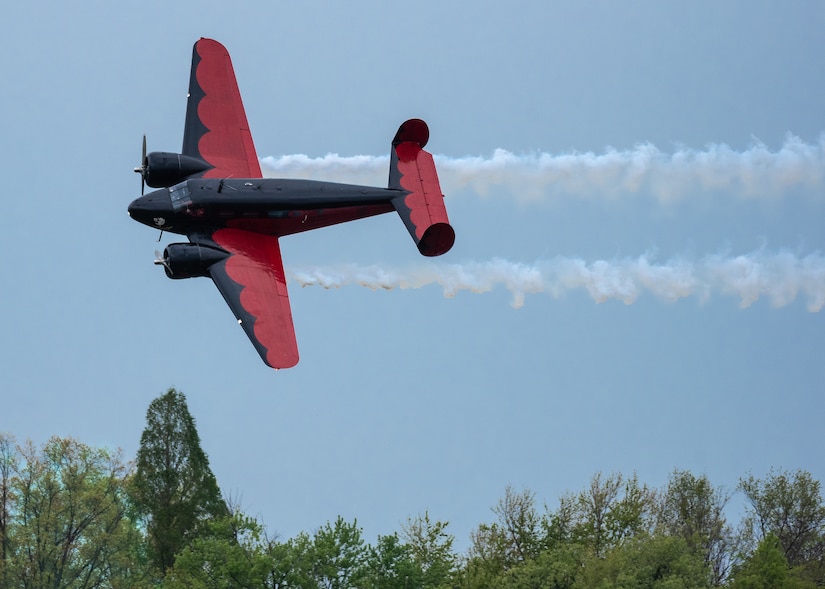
[158,243,229,279]
[144,152,211,188]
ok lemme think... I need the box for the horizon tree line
[0,387,822,588]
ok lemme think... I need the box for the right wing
[182,38,262,180]
[196,229,299,369]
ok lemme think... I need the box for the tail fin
[389,119,455,257]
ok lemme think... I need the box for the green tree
[401,511,456,588]
[729,533,816,589]
[657,470,733,584]
[574,534,711,589]
[502,543,585,589]
[0,433,16,588]
[309,517,368,589]
[739,468,825,583]
[131,388,227,576]
[274,531,318,589]
[466,488,541,585]
[162,511,280,589]
[6,436,142,589]
[558,472,655,557]
[362,533,422,589]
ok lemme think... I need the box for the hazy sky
[2,1,823,547]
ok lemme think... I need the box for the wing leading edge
[201,229,299,369]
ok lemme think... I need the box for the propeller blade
[153,249,172,275]
[134,134,147,195]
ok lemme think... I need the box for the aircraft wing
[182,38,262,179]
[180,39,295,368]
[195,228,299,369]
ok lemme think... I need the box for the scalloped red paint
[193,39,262,179]
[212,228,298,368]
[396,143,448,240]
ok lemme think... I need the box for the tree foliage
[362,532,421,589]
[162,511,280,589]
[131,388,227,576]
[658,469,734,584]
[5,389,825,589]
[466,486,542,583]
[0,433,16,588]
[576,533,712,589]
[0,434,143,589]
[309,516,368,589]
[739,469,825,585]
[556,472,655,557]
[729,534,816,589]
[401,511,456,588]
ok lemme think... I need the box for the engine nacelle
[159,243,229,279]
[144,152,211,188]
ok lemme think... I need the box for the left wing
[182,38,262,179]
[198,229,299,369]
[180,40,292,367]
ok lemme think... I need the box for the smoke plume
[288,250,825,311]
[261,135,825,203]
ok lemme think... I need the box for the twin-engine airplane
[128,38,454,369]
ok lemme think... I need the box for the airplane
[128,38,454,369]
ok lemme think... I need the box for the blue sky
[2,1,823,547]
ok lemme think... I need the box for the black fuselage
[128,178,400,237]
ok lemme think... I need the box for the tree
[162,511,281,589]
[466,487,541,584]
[501,543,585,589]
[0,433,16,588]
[558,472,655,557]
[131,388,227,576]
[657,469,734,584]
[362,533,422,589]
[729,534,816,589]
[401,511,456,588]
[491,487,541,564]
[575,533,711,589]
[310,517,368,589]
[5,436,142,589]
[739,468,825,583]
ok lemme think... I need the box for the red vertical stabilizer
[389,119,455,257]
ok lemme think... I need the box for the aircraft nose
[128,189,173,228]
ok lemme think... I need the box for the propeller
[134,134,147,195]
[154,249,171,275]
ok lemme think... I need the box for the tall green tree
[131,388,227,576]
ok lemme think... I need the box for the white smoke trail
[287,250,825,311]
[260,135,825,203]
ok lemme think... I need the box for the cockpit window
[169,181,192,212]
